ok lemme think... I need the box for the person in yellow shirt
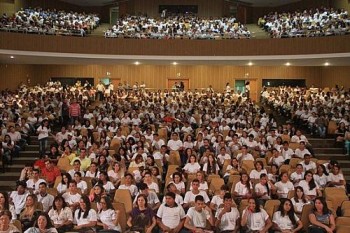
[70,148,91,171]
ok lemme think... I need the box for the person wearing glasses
[96,196,121,233]
[0,210,20,233]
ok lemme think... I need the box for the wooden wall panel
[0,0,15,16]
[321,66,350,89]
[332,0,350,13]
[1,33,350,56]
[129,0,224,17]
[0,64,32,90]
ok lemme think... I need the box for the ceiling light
[134,61,140,65]
[10,56,14,59]
[172,62,178,65]
[324,62,330,66]
[285,62,291,66]
[248,62,253,66]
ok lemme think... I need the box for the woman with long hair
[57,173,72,194]
[272,199,303,233]
[19,194,41,231]
[96,196,121,233]
[241,197,272,233]
[0,191,16,220]
[291,186,311,215]
[308,197,335,233]
[169,172,186,195]
[274,172,294,198]
[73,195,97,233]
[233,172,253,202]
[98,171,115,196]
[107,162,123,187]
[249,160,267,180]
[127,194,156,233]
[25,212,58,233]
[48,195,73,233]
[203,153,219,175]
[183,155,201,174]
[254,174,275,204]
[299,170,322,200]
[313,164,329,189]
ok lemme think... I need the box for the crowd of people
[258,7,350,38]
[0,8,100,36]
[104,15,251,39]
[0,81,348,233]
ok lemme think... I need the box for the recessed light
[10,56,14,59]
[324,62,330,66]
[248,62,253,66]
[285,62,291,66]
[134,61,140,65]
[172,62,178,65]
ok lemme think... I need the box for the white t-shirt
[157,203,186,229]
[118,184,138,197]
[242,208,269,231]
[184,191,210,204]
[215,207,240,231]
[48,206,73,225]
[291,198,310,213]
[273,211,299,230]
[26,179,46,191]
[210,195,224,211]
[183,163,201,173]
[98,209,121,231]
[327,172,345,188]
[236,153,254,161]
[62,192,81,205]
[313,174,328,188]
[249,169,267,179]
[234,181,252,196]
[301,161,316,172]
[275,181,294,198]
[167,140,183,151]
[10,191,29,214]
[186,207,211,228]
[299,180,318,196]
[169,181,185,193]
[290,172,304,187]
[162,194,184,206]
[74,208,97,226]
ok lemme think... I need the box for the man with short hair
[62,180,81,210]
[184,195,214,232]
[41,159,61,187]
[26,168,46,192]
[157,192,186,233]
[55,126,68,145]
[37,182,54,212]
[10,181,29,215]
[183,179,210,209]
[301,154,316,172]
[70,148,91,171]
[68,99,81,124]
[68,160,84,178]
[215,193,240,233]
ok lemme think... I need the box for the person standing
[96,81,105,101]
[69,99,81,125]
[37,119,51,158]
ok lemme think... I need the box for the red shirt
[41,166,61,184]
[69,103,81,117]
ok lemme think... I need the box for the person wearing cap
[134,183,160,211]
[157,192,186,233]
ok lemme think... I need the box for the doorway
[235,79,257,102]
[110,7,119,25]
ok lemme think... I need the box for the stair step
[19,151,43,158]
[314,148,343,154]
[0,172,20,181]
[12,157,38,164]
[316,154,348,160]
[0,181,17,191]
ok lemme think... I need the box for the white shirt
[290,172,304,187]
[301,161,316,172]
[313,174,328,188]
[250,169,267,179]
[242,208,269,231]
[98,209,121,231]
[26,179,46,191]
[273,211,299,230]
[74,208,97,226]
[234,181,252,196]
[37,193,54,212]
[183,163,201,173]
[48,206,73,225]
[291,198,310,213]
[10,191,29,214]
[184,191,210,204]
[275,181,294,198]
[162,194,184,206]
[118,184,138,197]
[62,192,81,205]
[186,207,211,228]
[167,140,183,151]
[157,203,186,229]
[37,126,50,140]
[216,207,240,231]
[236,153,254,161]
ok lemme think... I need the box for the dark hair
[195,195,204,202]
[293,186,307,204]
[240,172,251,191]
[255,161,264,170]
[39,182,47,187]
[317,164,329,176]
[53,195,67,210]
[223,193,232,200]
[34,212,54,229]
[313,197,331,215]
[248,197,261,213]
[260,173,270,196]
[0,192,10,210]
[139,182,148,191]
[61,173,72,185]
[304,170,316,190]
[78,195,91,219]
[99,196,114,213]
[278,198,297,225]
[136,194,148,208]
[165,192,176,200]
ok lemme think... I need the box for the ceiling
[1,49,349,66]
[60,0,302,7]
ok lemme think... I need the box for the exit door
[235,80,245,93]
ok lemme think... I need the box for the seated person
[183,179,210,209]
[241,197,272,233]
[272,199,303,233]
[215,193,240,233]
[184,195,214,232]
